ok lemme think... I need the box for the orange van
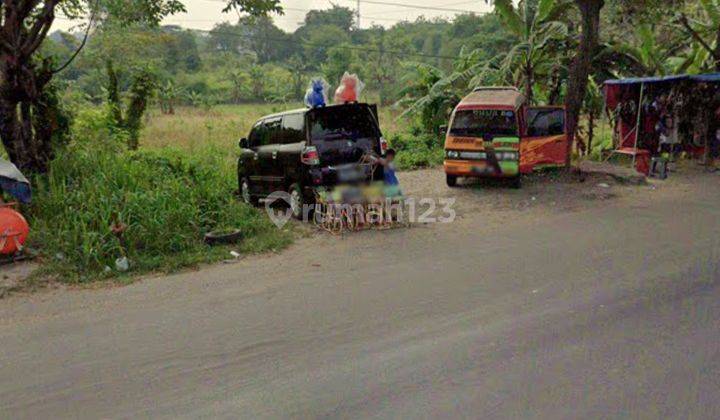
[443,87,568,188]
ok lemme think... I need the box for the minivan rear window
[451,109,518,137]
[308,106,380,165]
[309,107,379,141]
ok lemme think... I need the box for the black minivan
[238,103,387,218]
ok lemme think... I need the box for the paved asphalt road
[1,176,719,419]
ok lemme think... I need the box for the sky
[54,0,493,33]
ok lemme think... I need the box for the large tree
[208,22,243,53]
[0,0,282,173]
[564,0,605,167]
[237,15,290,64]
[303,5,355,32]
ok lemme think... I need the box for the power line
[281,6,401,23]
[362,0,481,17]
[191,0,450,24]
[332,0,484,14]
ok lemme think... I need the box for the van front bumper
[444,159,519,178]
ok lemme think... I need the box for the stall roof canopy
[689,72,720,82]
[604,72,720,86]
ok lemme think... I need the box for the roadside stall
[603,73,720,175]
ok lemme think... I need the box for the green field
[140,103,406,153]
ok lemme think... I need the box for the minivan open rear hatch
[307,104,381,167]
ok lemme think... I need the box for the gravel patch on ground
[397,166,641,220]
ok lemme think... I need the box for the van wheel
[289,184,305,220]
[446,174,458,188]
[510,177,522,189]
[240,177,258,206]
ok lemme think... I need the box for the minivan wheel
[446,174,458,187]
[240,177,257,206]
[510,176,522,189]
[289,184,305,220]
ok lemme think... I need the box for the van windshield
[450,109,518,137]
[308,105,380,165]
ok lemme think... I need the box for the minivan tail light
[380,137,388,155]
[301,146,320,165]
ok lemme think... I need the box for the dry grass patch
[141,103,406,154]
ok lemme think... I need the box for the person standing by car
[371,149,402,198]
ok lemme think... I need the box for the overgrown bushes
[28,111,291,281]
[388,131,444,170]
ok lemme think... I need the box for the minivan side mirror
[239,138,249,149]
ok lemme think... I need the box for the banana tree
[612,24,687,76]
[158,80,184,115]
[490,0,571,103]
[679,0,720,71]
[671,43,714,74]
[397,48,501,133]
[396,62,453,133]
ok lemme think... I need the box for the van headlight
[446,150,460,159]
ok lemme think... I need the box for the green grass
[387,131,445,170]
[28,110,292,282]
[580,119,614,160]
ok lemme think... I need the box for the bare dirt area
[399,166,641,222]
[401,159,718,223]
[0,262,37,298]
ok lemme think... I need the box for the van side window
[527,108,565,137]
[282,113,305,144]
[265,118,283,145]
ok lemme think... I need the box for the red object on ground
[0,207,29,255]
[635,152,650,175]
[687,146,706,159]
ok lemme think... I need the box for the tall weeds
[28,111,291,281]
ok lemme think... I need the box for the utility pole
[356,0,361,29]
